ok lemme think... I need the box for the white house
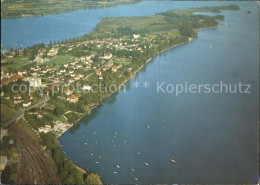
[64,89,72,95]
[86,55,92,60]
[60,69,66,73]
[67,94,79,103]
[82,84,91,91]
[133,34,140,39]
[23,100,31,107]
[96,70,102,76]
[103,53,113,60]
[18,70,27,75]
[25,77,41,87]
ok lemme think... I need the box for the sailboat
[169,158,176,163]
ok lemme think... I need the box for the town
[1,34,153,135]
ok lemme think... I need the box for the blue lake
[2,1,259,184]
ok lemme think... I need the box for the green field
[43,55,75,66]
[114,57,132,65]
[53,115,67,123]
[95,15,173,33]
[1,56,31,72]
[92,4,239,39]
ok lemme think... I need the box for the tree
[73,173,84,184]
[63,175,76,184]
[53,104,66,116]
[85,173,102,185]
[53,149,62,165]
[83,106,91,115]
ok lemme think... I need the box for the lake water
[1,1,252,49]
[2,1,259,184]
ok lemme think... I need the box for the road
[9,123,61,184]
[3,98,50,128]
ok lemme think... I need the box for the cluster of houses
[1,51,121,108]
[0,34,159,138]
[112,64,122,73]
[13,94,33,107]
[2,49,23,58]
[1,70,42,87]
[1,34,155,110]
[59,34,151,56]
[91,37,147,53]
[36,48,59,63]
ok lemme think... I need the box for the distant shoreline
[1,0,142,19]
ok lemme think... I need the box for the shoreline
[56,24,221,139]
[56,36,198,138]
[194,25,219,31]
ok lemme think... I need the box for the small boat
[131,169,135,172]
[91,153,94,156]
[116,165,120,169]
[99,155,102,158]
[113,144,116,147]
[95,161,99,164]
[113,172,118,174]
[162,119,166,122]
[96,141,98,144]
[115,132,117,135]
[84,143,88,145]
[145,163,150,166]
[123,140,127,144]
[146,125,150,129]
[134,178,138,181]
[137,152,141,155]
[210,45,212,49]
[94,132,97,135]
[169,158,176,163]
